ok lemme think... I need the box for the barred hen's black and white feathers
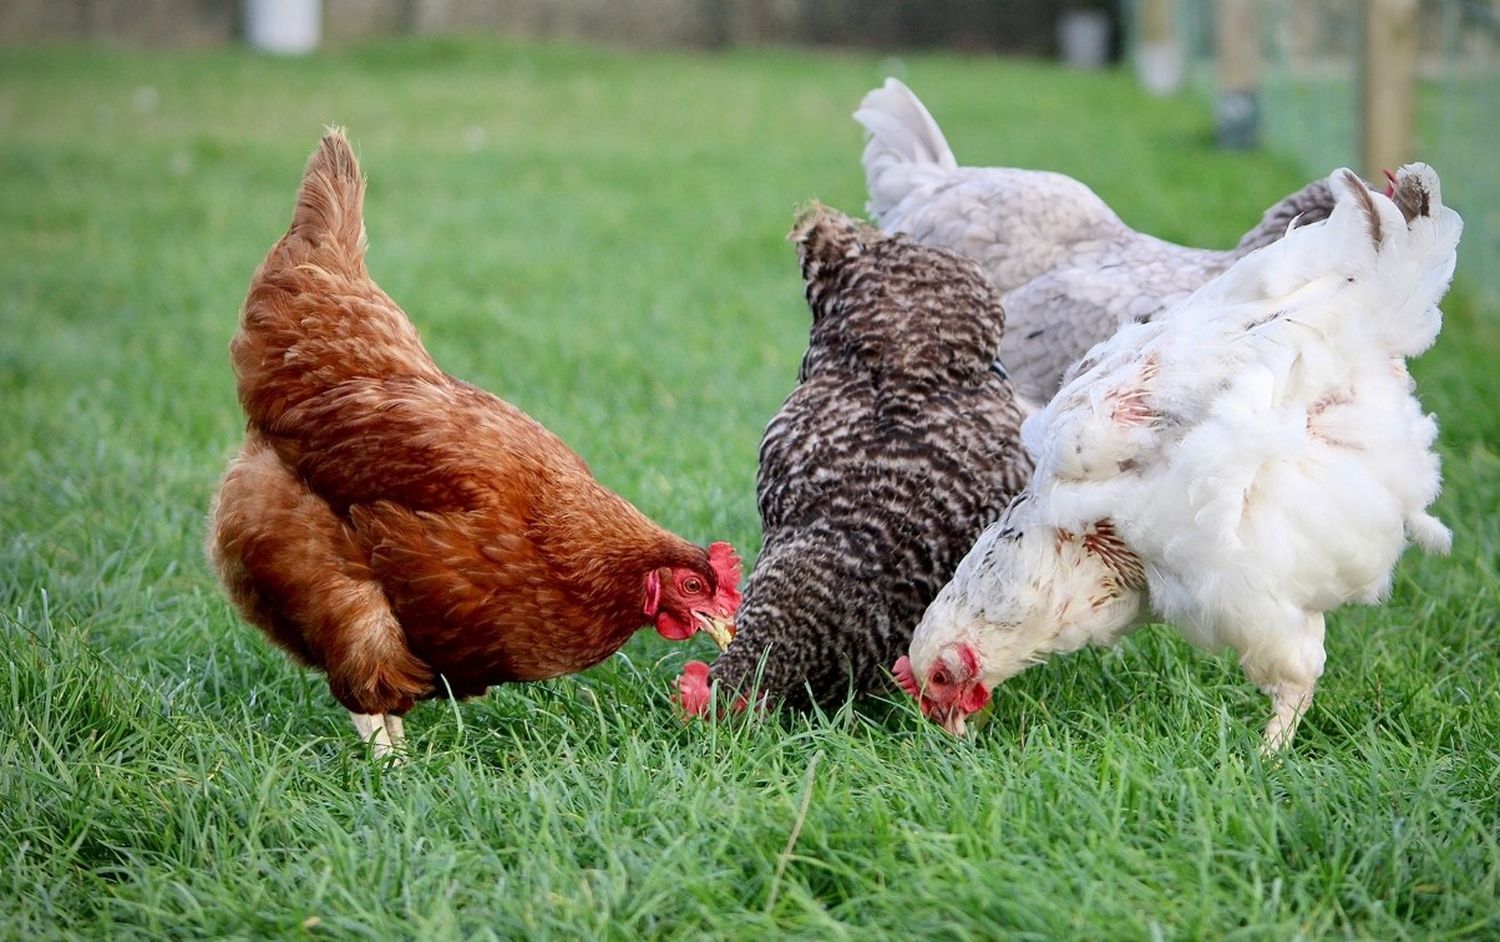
[856,78,1340,411]
[691,205,1030,710]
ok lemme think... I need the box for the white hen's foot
[1259,681,1316,754]
[349,712,402,760]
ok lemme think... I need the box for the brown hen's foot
[350,711,406,760]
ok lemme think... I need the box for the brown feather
[1342,169,1383,246]
[1392,175,1431,223]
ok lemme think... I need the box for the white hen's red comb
[1382,169,1398,198]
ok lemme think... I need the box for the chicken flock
[210,79,1461,757]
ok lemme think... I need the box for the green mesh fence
[1125,0,1499,309]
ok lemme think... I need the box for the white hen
[895,164,1460,751]
[856,78,1340,412]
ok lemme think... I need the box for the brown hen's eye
[682,577,703,594]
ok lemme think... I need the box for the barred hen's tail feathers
[790,201,866,270]
[854,78,958,223]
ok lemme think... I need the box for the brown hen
[208,130,741,756]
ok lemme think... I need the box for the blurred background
[3,0,1495,307]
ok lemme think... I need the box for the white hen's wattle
[856,78,1340,412]
[907,164,1460,751]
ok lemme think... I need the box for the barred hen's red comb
[1382,169,1398,198]
[678,660,712,717]
[892,655,921,698]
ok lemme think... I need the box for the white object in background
[1058,9,1111,70]
[245,0,322,55]
[1136,40,1185,95]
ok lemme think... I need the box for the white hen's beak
[938,710,969,737]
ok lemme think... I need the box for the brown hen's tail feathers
[281,127,367,278]
[233,129,442,432]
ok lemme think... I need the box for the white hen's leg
[1244,610,1326,754]
[350,712,395,758]
[1261,681,1317,753]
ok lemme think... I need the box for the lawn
[2,37,1498,940]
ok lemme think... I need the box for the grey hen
[677,205,1031,714]
[856,78,1339,411]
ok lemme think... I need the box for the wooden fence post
[1361,0,1419,177]
[1136,0,1184,95]
[1216,0,1260,149]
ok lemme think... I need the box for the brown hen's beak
[696,612,736,650]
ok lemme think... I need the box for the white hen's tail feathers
[1179,163,1459,557]
[855,78,958,223]
[1326,163,1459,358]
[1192,163,1460,361]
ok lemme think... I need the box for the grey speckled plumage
[855,78,1340,410]
[706,204,1031,709]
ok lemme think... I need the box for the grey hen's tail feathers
[854,78,959,224]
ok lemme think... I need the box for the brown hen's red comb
[708,542,743,609]
[892,655,921,698]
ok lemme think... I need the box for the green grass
[2,38,1498,940]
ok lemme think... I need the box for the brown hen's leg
[350,713,405,759]
[351,713,393,756]
[209,437,434,736]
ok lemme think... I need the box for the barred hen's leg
[1246,610,1326,754]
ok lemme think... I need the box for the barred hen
[208,131,742,757]
[856,78,1340,411]
[678,205,1030,713]
[898,165,1459,751]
